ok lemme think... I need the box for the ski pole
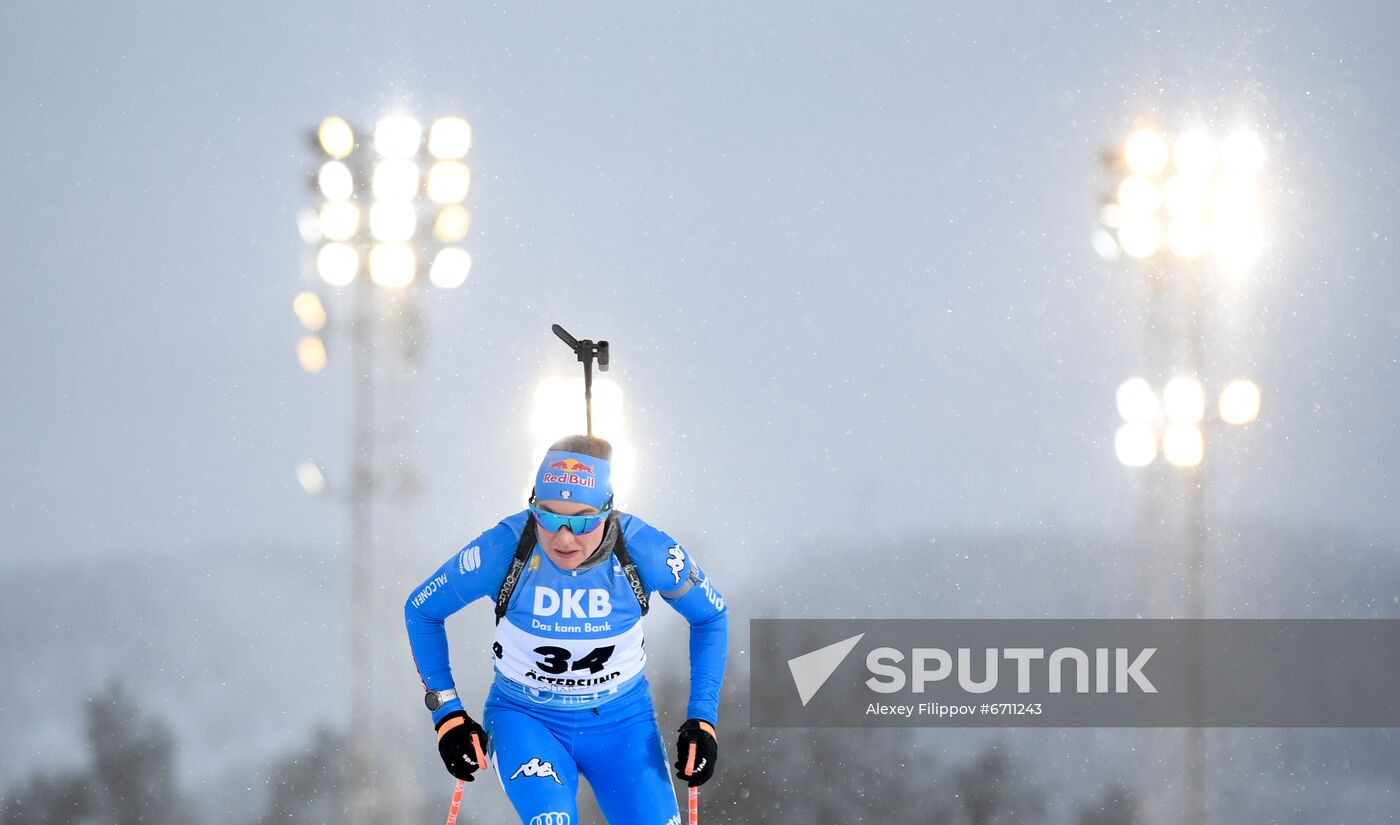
[444,779,465,825]
[682,740,700,824]
[444,732,487,825]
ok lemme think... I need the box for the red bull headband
[534,450,613,510]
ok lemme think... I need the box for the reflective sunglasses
[531,503,611,535]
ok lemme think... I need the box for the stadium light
[293,291,327,332]
[1163,376,1206,425]
[1091,228,1121,262]
[298,110,479,825]
[1118,216,1163,259]
[318,161,355,201]
[1124,130,1170,177]
[433,206,472,243]
[296,209,323,244]
[1172,130,1217,178]
[1218,379,1262,425]
[1162,423,1205,468]
[317,117,355,159]
[372,159,420,202]
[317,243,359,286]
[530,376,630,499]
[318,202,360,242]
[296,460,328,496]
[373,115,422,159]
[304,112,476,292]
[1118,176,1163,213]
[429,248,472,289]
[1167,219,1209,259]
[1116,377,1161,425]
[1222,130,1266,176]
[297,335,328,374]
[531,376,628,443]
[1099,121,1270,825]
[1113,376,1261,468]
[428,117,473,159]
[426,161,471,204]
[368,243,416,288]
[1115,423,1159,467]
[1096,126,1265,265]
[369,201,417,243]
[1164,176,1210,220]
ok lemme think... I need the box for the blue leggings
[483,678,681,825]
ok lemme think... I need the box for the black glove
[435,711,490,782]
[673,719,718,787]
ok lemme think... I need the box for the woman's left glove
[673,719,718,787]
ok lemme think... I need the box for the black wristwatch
[424,689,459,711]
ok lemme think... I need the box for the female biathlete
[404,435,728,824]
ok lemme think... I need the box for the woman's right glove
[435,711,490,781]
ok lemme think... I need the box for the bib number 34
[532,645,616,675]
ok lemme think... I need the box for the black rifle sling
[495,512,648,625]
[494,513,537,625]
[613,516,650,616]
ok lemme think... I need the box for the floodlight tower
[294,112,476,825]
[1095,125,1267,825]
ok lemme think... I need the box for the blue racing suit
[404,510,728,824]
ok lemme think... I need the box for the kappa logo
[665,545,685,584]
[530,814,571,825]
[458,545,481,574]
[511,757,563,784]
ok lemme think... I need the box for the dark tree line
[4,676,1136,824]
[2,681,185,825]
[1,681,347,825]
[254,726,348,825]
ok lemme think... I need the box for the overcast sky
[2,1,1398,572]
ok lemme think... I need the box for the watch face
[425,691,441,711]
